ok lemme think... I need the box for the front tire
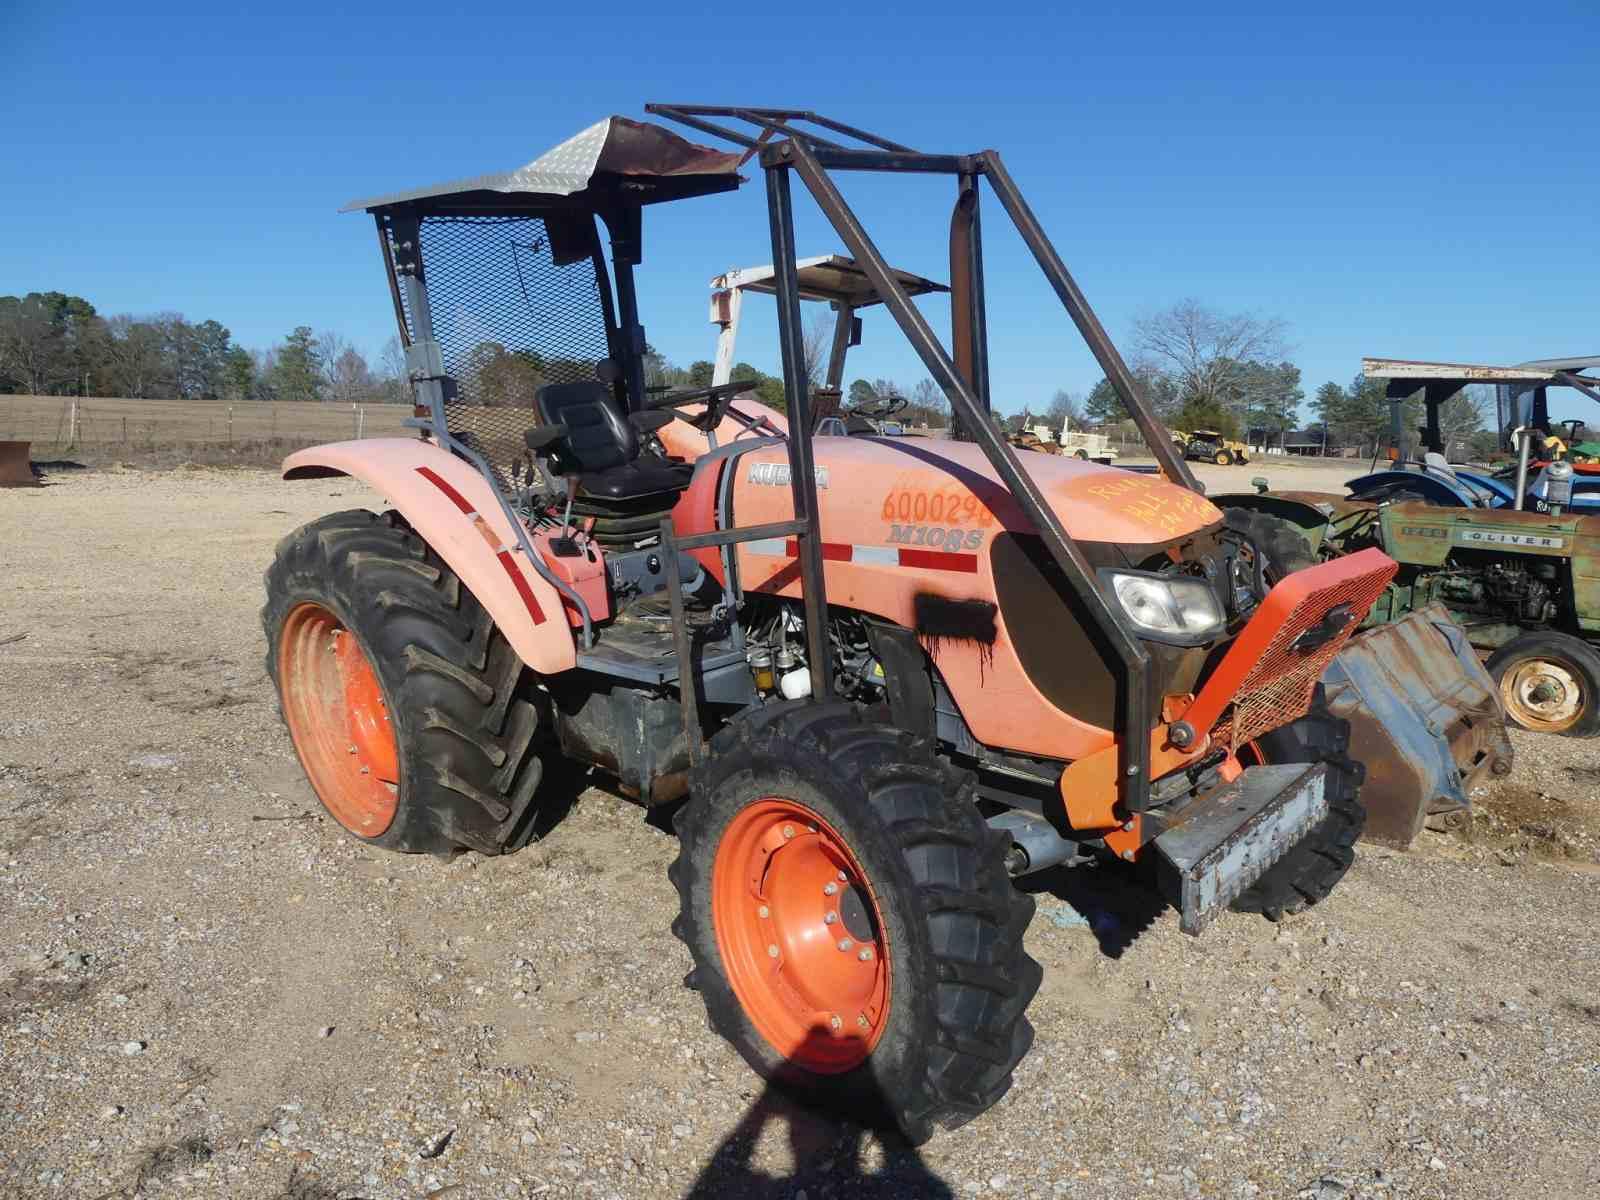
[1231,708,1366,921]
[1487,631,1600,737]
[671,702,1040,1144]
[1215,449,1233,466]
[263,510,547,854]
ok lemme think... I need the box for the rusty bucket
[1322,605,1512,848]
[0,441,40,487]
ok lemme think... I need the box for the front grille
[1210,550,1398,751]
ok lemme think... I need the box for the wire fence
[2,395,413,447]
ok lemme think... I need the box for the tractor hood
[789,436,1224,549]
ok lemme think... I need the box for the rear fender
[282,439,575,675]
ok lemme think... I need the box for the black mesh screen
[397,214,613,490]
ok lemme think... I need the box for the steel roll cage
[647,104,1204,813]
[365,103,1206,816]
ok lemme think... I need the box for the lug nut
[1121,820,1134,833]
[857,1014,870,1029]
[837,870,848,882]
[824,912,838,925]
[823,882,838,896]
[767,944,779,958]
[782,825,795,839]
[758,905,770,918]
[837,939,853,952]
[829,1014,842,1030]
[858,948,873,962]
[1121,849,1135,862]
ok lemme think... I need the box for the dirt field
[3,463,1599,1200]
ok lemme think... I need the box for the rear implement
[0,441,40,488]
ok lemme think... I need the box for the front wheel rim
[278,602,401,835]
[1500,658,1586,732]
[711,798,891,1074]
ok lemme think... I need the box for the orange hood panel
[746,436,1222,547]
[715,437,1222,762]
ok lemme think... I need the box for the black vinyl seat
[535,380,692,501]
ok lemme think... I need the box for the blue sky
[4,1,1597,421]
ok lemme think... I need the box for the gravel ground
[2,466,1598,1200]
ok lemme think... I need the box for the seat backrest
[535,381,637,474]
[1422,451,1458,481]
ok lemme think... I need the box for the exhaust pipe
[988,810,1081,877]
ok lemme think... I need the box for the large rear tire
[262,509,546,854]
[671,702,1040,1144]
[1230,708,1366,921]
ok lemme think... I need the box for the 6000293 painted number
[881,489,994,527]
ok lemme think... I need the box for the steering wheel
[646,381,755,431]
[854,395,908,420]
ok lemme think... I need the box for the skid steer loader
[263,106,1508,1141]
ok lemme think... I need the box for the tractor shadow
[685,1079,955,1199]
[1017,861,1169,959]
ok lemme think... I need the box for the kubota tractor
[263,106,1504,1141]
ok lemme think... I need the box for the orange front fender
[282,439,576,676]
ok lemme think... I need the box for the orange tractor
[264,106,1505,1141]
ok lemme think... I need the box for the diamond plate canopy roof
[342,117,744,212]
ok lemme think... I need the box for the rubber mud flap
[1154,763,1330,935]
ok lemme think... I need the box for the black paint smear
[913,594,998,680]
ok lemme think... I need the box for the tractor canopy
[345,117,746,490]
[341,116,744,213]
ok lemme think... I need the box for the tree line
[4,291,1493,452]
[0,291,407,405]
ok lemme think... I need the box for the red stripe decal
[415,466,544,624]
[415,466,474,515]
[897,548,979,573]
[783,538,853,562]
[496,550,547,625]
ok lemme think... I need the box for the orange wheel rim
[711,799,890,1074]
[278,602,400,836]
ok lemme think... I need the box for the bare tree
[316,331,351,399]
[1132,300,1288,419]
[327,346,376,405]
[377,336,410,403]
[801,310,833,388]
[1046,388,1082,429]
[0,297,67,394]
[100,315,169,399]
[907,377,948,428]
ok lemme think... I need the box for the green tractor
[1219,356,1600,736]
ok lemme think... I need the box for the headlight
[1103,570,1224,644]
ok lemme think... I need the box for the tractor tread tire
[1230,707,1365,922]
[1485,631,1600,737]
[671,700,1040,1145]
[1222,507,1319,578]
[262,509,544,854]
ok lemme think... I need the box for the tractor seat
[1422,451,1459,482]
[534,379,692,501]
